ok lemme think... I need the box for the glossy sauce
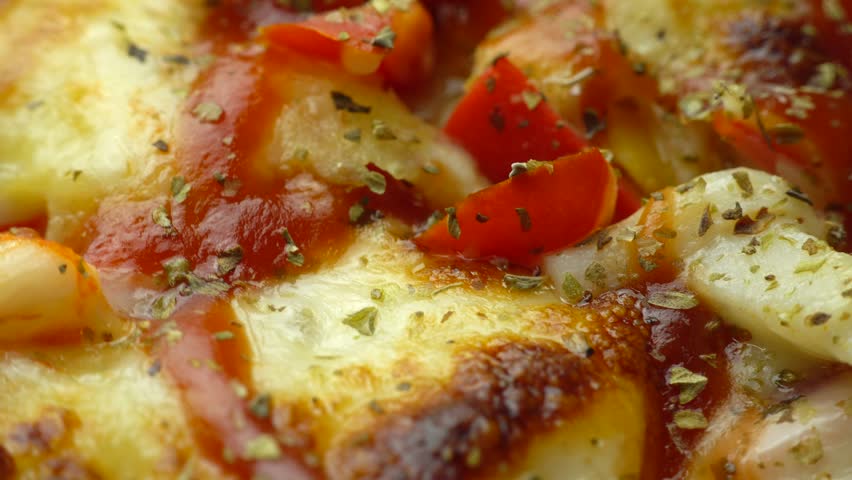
[80,2,430,477]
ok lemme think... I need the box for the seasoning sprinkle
[446,207,461,239]
[152,139,169,152]
[768,123,805,144]
[363,170,387,194]
[192,101,223,123]
[698,204,713,237]
[785,188,813,206]
[503,274,545,291]
[170,176,191,204]
[371,26,396,49]
[521,90,543,110]
[721,202,743,220]
[732,171,753,197]
[330,91,371,113]
[561,273,585,304]
[648,290,699,310]
[343,307,378,336]
[673,409,708,429]
[281,228,304,266]
[216,245,244,275]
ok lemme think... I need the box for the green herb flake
[673,409,708,429]
[192,101,223,123]
[281,228,305,266]
[422,164,440,175]
[446,207,461,239]
[371,26,396,49]
[503,274,545,291]
[790,431,824,465]
[163,256,191,287]
[213,331,234,341]
[152,292,177,320]
[152,139,169,152]
[806,312,831,326]
[372,119,397,140]
[794,257,826,274]
[521,90,543,110]
[509,159,554,178]
[734,207,775,235]
[732,171,753,197]
[169,176,191,204]
[801,238,820,255]
[667,366,708,404]
[698,204,713,237]
[343,306,379,336]
[349,202,366,223]
[152,205,173,230]
[721,202,743,220]
[584,262,607,289]
[243,434,281,460]
[363,170,387,195]
[337,31,350,41]
[648,290,699,310]
[216,245,244,275]
[823,0,847,21]
[249,393,272,419]
[786,188,813,206]
[331,91,371,114]
[515,207,532,232]
[343,128,362,142]
[562,273,585,304]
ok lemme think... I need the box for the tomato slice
[262,1,434,88]
[414,149,617,265]
[443,57,587,183]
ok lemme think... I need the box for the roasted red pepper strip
[443,57,587,183]
[262,1,434,88]
[415,149,617,266]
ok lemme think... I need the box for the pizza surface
[0,1,850,479]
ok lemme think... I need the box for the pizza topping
[244,434,282,460]
[192,101,223,123]
[281,228,305,267]
[673,410,708,430]
[561,273,585,304]
[216,246,244,276]
[331,91,372,114]
[502,274,544,291]
[371,26,396,49]
[731,171,753,198]
[152,139,169,152]
[733,207,775,235]
[362,170,387,194]
[647,290,699,310]
[170,176,191,204]
[343,307,379,335]
[151,206,173,230]
[721,202,743,220]
[667,366,708,404]
[509,160,554,178]
[698,205,713,237]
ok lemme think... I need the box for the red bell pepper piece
[262,1,434,88]
[414,149,617,265]
[443,56,587,183]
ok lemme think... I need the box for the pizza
[0,0,850,479]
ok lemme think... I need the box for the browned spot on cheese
[5,408,78,456]
[326,292,652,479]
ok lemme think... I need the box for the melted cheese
[0,0,203,239]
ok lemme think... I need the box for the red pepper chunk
[443,57,587,183]
[415,149,617,266]
[262,1,434,88]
